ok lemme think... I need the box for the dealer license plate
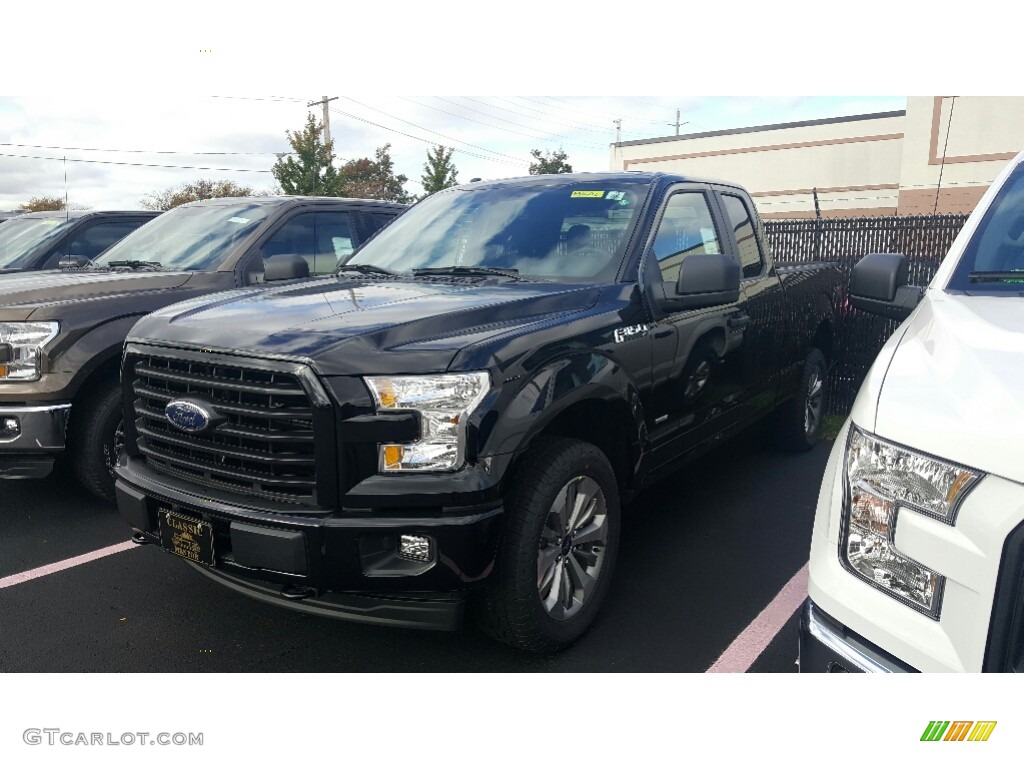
[158,508,215,567]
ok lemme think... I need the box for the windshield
[0,216,76,269]
[94,202,271,271]
[949,162,1024,293]
[346,180,651,281]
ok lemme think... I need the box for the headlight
[0,322,60,382]
[841,425,982,618]
[364,372,490,472]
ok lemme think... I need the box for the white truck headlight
[841,425,982,618]
[364,372,490,472]
[0,322,60,381]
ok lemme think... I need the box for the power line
[325,106,528,167]
[0,152,273,173]
[0,142,290,157]
[537,96,673,125]
[398,97,611,150]
[211,95,305,103]
[933,96,957,215]
[429,96,614,138]
[334,98,533,164]
[470,96,615,133]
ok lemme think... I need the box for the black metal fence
[764,213,971,415]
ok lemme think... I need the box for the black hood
[130,276,601,375]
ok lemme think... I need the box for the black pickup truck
[0,197,405,500]
[115,172,843,652]
[0,210,160,273]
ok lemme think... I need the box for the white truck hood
[867,290,1024,485]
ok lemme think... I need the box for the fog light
[1,416,19,440]
[398,534,433,563]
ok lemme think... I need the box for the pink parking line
[706,562,809,673]
[0,541,138,590]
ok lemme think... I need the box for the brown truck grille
[130,355,317,504]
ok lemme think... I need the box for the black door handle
[727,313,750,330]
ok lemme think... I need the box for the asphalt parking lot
[0,425,830,673]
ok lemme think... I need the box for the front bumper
[115,457,504,630]
[0,403,71,479]
[798,599,917,672]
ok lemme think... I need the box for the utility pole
[668,109,689,136]
[613,119,621,144]
[307,96,339,147]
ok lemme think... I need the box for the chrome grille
[130,355,317,504]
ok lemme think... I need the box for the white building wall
[610,98,1024,218]
[896,96,1024,214]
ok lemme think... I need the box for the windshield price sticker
[571,191,605,198]
[227,217,250,224]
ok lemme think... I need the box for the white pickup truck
[799,151,1024,672]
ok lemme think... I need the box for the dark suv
[0,210,160,273]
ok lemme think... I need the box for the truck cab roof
[176,196,408,211]
[456,171,748,192]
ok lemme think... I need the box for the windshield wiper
[412,266,522,279]
[104,260,164,271]
[968,271,1024,282]
[336,263,396,277]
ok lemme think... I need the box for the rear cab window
[720,193,765,278]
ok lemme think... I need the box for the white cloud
[0,94,915,209]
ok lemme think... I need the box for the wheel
[779,348,827,452]
[478,436,621,653]
[67,384,124,503]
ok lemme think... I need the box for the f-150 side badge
[614,324,649,343]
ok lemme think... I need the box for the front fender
[480,352,647,466]
[56,314,147,397]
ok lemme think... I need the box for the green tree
[528,148,573,175]
[139,179,256,211]
[19,195,89,212]
[271,113,345,196]
[338,144,413,203]
[420,145,458,197]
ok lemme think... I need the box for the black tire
[478,436,621,653]
[778,348,827,452]
[67,384,124,503]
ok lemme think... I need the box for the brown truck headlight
[0,322,59,381]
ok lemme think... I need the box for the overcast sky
[0,0,1008,212]
[0,95,908,211]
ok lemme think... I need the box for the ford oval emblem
[165,400,213,433]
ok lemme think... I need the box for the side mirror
[263,253,310,282]
[57,254,93,269]
[656,252,740,312]
[849,253,922,320]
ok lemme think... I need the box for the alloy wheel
[537,475,608,621]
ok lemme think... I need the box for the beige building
[609,97,1024,219]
